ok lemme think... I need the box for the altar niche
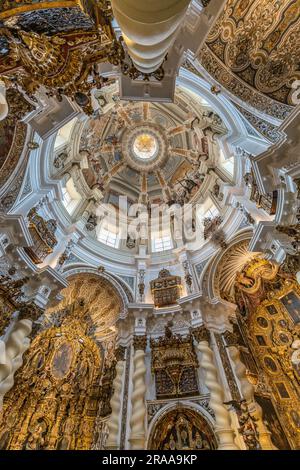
[148,407,216,450]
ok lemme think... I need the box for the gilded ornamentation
[0,89,32,193]
[281,253,300,276]
[214,239,261,303]
[147,408,217,450]
[276,223,300,252]
[24,207,58,264]
[227,400,260,450]
[192,325,210,344]
[115,345,126,362]
[234,258,300,448]
[0,8,115,112]
[0,302,102,449]
[150,269,182,308]
[46,273,122,337]
[133,335,147,352]
[98,359,117,418]
[0,273,42,335]
[151,323,199,399]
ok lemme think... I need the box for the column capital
[18,303,43,323]
[115,345,126,361]
[133,335,147,352]
[223,330,240,347]
[192,325,210,343]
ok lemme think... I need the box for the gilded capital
[133,335,147,352]
[115,345,126,361]
[223,330,239,347]
[18,303,43,323]
[192,326,210,343]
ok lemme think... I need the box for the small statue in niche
[24,419,47,450]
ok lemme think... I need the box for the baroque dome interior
[0,0,300,454]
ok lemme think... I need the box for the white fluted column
[0,80,8,121]
[111,0,190,73]
[0,316,32,417]
[225,332,276,450]
[129,335,147,450]
[193,327,240,450]
[106,346,126,450]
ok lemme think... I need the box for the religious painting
[257,316,268,328]
[274,382,290,399]
[51,342,73,380]
[148,408,217,450]
[256,335,266,346]
[263,356,278,374]
[265,304,278,315]
[255,395,291,450]
[280,291,300,324]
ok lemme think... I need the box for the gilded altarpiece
[151,324,199,399]
[235,258,300,449]
[0,307,102,450]
[148,408,217,450]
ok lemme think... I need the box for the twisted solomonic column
[0,304,41,417]
[224,331,277,450]
[193,326,240,450]
[0,317,32,414]
[106,346,126,450]
[111,1,190,74]
[129,335,147,450]
[0,80,8,121]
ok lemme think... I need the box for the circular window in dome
[133,133,158,160]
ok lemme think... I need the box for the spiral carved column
[0,318,32,415]
[193,327,239,450]
[106,346,126,450]
[0,80,8,121]
[129,335,147,450]
[111,0,190,74]
[225,332,276,450]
